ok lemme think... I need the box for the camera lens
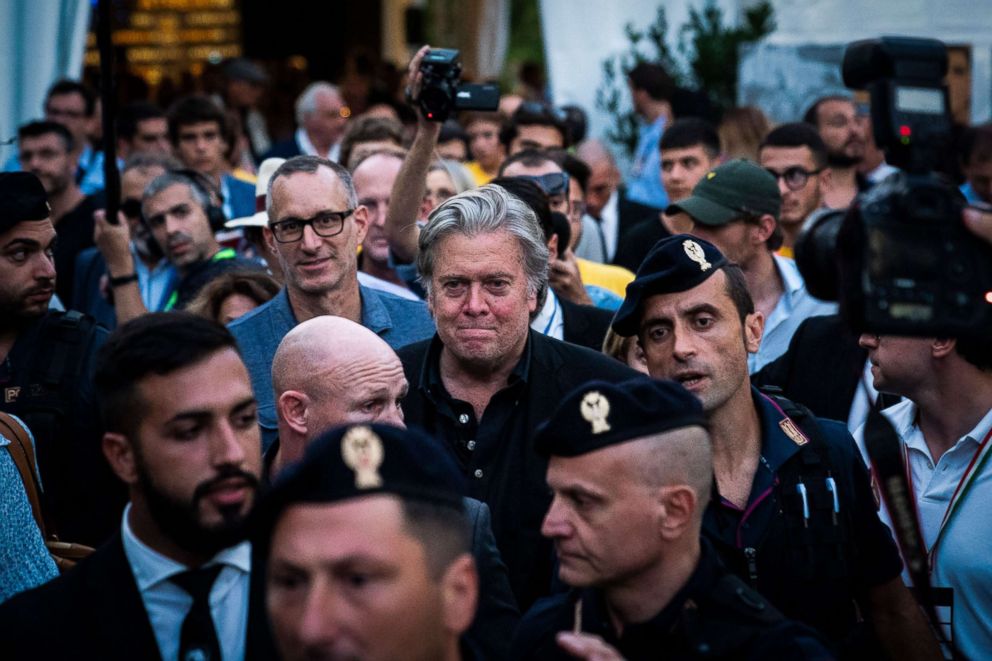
[794,208,847,301]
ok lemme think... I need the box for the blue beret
[0,172,50,235]
[534,377,707,458]
[611,234,727,337]
[255,423,467,533]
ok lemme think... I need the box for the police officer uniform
[511,378,832,660]
[611,235,904,658]
[0,172,122,546]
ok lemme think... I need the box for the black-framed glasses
[269,209,355,243]
[763,166,824,191]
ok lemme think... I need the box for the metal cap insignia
[341,425,384,488]
[580,391,611,434]
[682,239,712,271]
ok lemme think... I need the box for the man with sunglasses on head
[229,156,434,452]
[76,153,181,329]
[670,159,836,372]
[759,123,831,257]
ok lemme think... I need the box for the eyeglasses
[763,166,824,191]
[269,209,355,243]
[519,172,570,197]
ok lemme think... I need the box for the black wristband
[109,273,138,288]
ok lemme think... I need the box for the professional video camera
[417,49,499,122]
[795,37,992,339]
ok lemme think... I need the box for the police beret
[256,423,467,532]
[666,158,781,226]
[0,172,51,235]
[612,234,727,337]
[534,377,707,458]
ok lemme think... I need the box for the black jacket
[0,534,276,660]
[398,331,640,610]
[560,297,614,351]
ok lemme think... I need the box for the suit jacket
[262,136,304,160]
[0,534,276,661]
[559,297,614,351]
[224,174,257,221]
[752,314,866,422]
[465,498,519,660]
[72,247,117,330]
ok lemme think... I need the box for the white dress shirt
[296,127,340,163]
[120,504,251,661]
[531,290,564,341]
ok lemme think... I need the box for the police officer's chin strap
[863,407,950,653]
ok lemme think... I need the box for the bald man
[268,315,520,660]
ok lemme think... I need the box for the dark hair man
[0,172,118,546]
[499,102,570,156]
[512,378,831,659]
[669,159,836,372]
[256,423,478,661]
[626,62,676,211]
[804,95,867,209]
[167,95,255,221]
[269,315,520,659]
[116,102,172,159]
[397,184,639,611]
[0,312,275,659]
[229,156,434,452]
[959,122,992,204]
[610,235,942,659]
[853,333,992,659]
[759,122,831,256]
[17,120,100,305]
[463,111,506,185]
[613,118,721,272]
[263,82,350,163]
[339,115,405,171]
[96,170,261,324]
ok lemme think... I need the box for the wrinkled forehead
[270,167,350,218]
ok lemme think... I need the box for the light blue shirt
[133,245,179,312]
[229,285,435,450]
[749,255,837,373]
[960,181,986,204]
[625,115,668,211]
[120,504,251,661]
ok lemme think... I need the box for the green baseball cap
[666,159,781,226]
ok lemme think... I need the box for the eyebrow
[165,396,256,424]
[3,237,55,251]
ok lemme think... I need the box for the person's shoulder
[510,590,574,658]
[228,291,282,334]
[396,337,433,365]
[263,138,302,160]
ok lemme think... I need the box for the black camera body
[796,37,992,338]
[418,48,499,122]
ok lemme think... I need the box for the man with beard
[804,96,867,209]
[0,172,119,546]
[0,312,276,660]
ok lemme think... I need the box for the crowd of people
[0,40,991,660]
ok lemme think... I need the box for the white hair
[295,82,342,125]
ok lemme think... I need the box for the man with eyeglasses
[229,156,434,451]
[758,123,831,257]
[669,159,836,372]
[76,153,181,329]
[804,96,867,209]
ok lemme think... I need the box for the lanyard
[163,248,237,311]
[906,425,992,572]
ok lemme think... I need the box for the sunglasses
[519,172,570,197]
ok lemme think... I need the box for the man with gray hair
[397,184,638,611]
[230,156,434,451]
[268,314,520,660]
[263,82,350,162]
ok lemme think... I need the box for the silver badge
[580,391,611,434]
[682,239,712,271]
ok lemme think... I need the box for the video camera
[417,49,499,122]
[795,37,992,339]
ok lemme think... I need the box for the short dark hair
[18,120,74,153]
[489,175,553,241]
[959,123,992,166]
[339,116,404,170]
[548,149,590,193]
[95,313,241,437]
[166,95,228,145]
[499,103,570,149]
[46,79,96,116]
[802,95,853,127]
[117,102,167,141]
[760,122,829,169]
[497,148,556,176]
[627,62,675,101]
[721,262,754,323]
[186,270,281,324]
[400,499,471,579]
[660,118,720,158]
[438,119,469,154]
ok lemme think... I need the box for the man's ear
[439,554,479,636]
[263,225,278,254]
[546,233,560,261]
[655,484,697,541]
[932,337,957,359]
[277,390,310,434]
[753,213,777,245]
[103,432,139,486]
[352,204,370,244]
[817,168,833,199]
[744,311,764,354]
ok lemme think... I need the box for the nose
[300,223,324,251]
[164,213,183,236]
[295,582,343,651]
[858,333,879,349]
[776,176,791,196]
[211,421,247,468]
[463,283,488,316]
[541,496,571,540]
[671,326,698,362]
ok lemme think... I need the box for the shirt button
[474,469,484,479]
[467,440,476,451]
[458,413,469,424]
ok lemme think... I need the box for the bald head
[626,426,712,516]
[576,139,619,218]
[272,317,408,456]
[576,139,616,169]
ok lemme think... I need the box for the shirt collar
[120,504,251,592]
[421,330,533,401]
[358,285,394,335]
[772,253,804,300]
[296,127,335,160]
[752,387,807,476]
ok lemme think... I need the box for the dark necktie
[169,564,224,661]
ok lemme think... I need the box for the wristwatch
[109,273,139,288]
